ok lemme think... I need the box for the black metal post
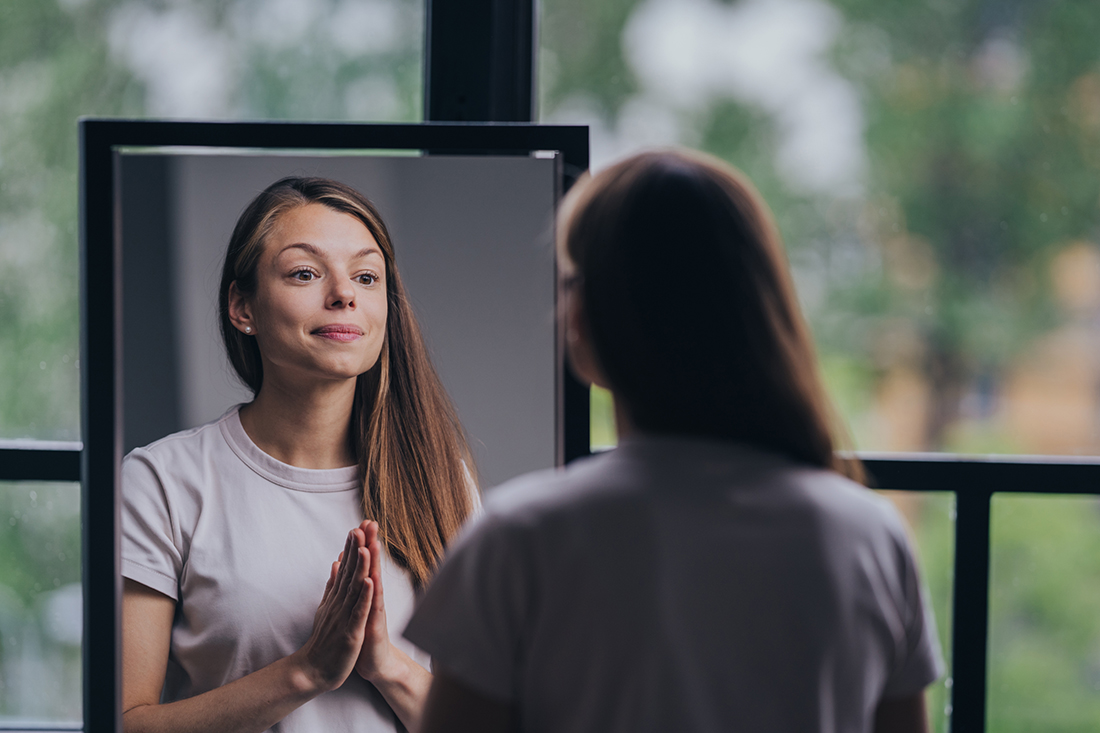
[80,121,123,733]
[425,0,592,463]
[424,0,537,122]
[949,487,992,733]
[0,446,81,482]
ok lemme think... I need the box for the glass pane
[877,491,955,733]
[0,482,81,726]
[546,0,1100,456]
[0,0,424,441]
[590,385,617,451]
[988,494,1100,732]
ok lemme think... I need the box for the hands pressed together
[122,518,431,733]
[297,520,398,694]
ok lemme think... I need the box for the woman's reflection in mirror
[121,177,478,733]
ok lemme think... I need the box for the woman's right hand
[294,527,374,693]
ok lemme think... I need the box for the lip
[311,324,364,342]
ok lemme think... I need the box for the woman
[405,150,944,733]
[121,177,476,733]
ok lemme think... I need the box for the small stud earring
[245,326,252,334]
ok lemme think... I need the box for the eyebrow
[278,242,382,260]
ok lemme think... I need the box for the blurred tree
[543,0,1100,455]
[826,0,1100,452]
[0,0,141,441]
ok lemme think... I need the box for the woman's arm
[873,692,930,733]
[419,669,513,733]
[350,521,434,732]
[123,529,374,733]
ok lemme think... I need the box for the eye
[290,268,316,282]
[356,272,379,286]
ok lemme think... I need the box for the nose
[327,278,356,309]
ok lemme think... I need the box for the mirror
[79,120,588,731]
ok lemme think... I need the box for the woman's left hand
[349,520,399,683]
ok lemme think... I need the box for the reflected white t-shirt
[405,435,944,733]
[122,405,430,732]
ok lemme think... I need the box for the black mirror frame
[78,119,589,733]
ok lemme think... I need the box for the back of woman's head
[562,149,860,478]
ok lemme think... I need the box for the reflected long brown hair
[561,150,863,481]
[218,177,475,587]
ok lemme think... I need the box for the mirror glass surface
[119,150,559,489]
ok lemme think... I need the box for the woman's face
[229,203,388,387]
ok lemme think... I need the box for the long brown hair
[218,176,475,586]
[561,150,863,481]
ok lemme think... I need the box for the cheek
[369,292,388,330]
[253,288,310,329]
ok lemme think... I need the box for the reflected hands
[322,521,403,686]
[351,520,401,684]
[331,520,432,731]
[298,527,374,693]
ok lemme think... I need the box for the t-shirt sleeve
[880,513,946,699]
[403,514,534,702]
[121,449,183,600]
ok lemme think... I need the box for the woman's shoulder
[123,405,242,473]
[475,450,637,529]
[773,466,919,562]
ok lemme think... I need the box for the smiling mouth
[312,325,364,342]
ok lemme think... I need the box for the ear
[227,281,255,335]
[564,290,611,390]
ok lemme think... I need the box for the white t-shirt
[122,405,431,733]
[405,435,944,733]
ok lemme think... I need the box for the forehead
[267,203,382,259]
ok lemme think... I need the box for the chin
[324,358,380,382]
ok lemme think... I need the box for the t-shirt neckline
[219,405,360,493]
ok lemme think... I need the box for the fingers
[362,520,378,546]
[320,559,339,606]
[304,541,365,691]
[352,522,385,612]
[332,530,355,599]
[341,545,370,617]
[327,523,372,607]
[352,571,375,627]
[368,535,385,611]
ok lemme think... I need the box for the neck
[239,370,359,469]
